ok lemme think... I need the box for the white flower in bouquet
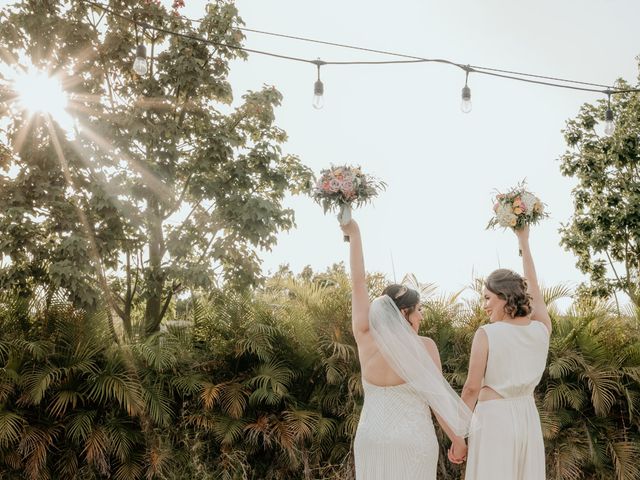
[496,204,518,228]
[520,192,538,213]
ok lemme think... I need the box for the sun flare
[12,68,76,136]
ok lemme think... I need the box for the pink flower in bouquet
[344,191,356,200]
[310,164,386,218]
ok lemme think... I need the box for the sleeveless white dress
[354,379,438,479]
[465,321,550,480]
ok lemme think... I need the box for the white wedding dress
[465,321,549,480]
[354,378,438,479]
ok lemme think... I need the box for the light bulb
[313,79,324,110]
[461,85,472,113]
[133,44,148,76]
[604,107,614,136]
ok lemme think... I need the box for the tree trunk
[122,250,133,337]
[144,196,165,335]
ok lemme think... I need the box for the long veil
[369,295,474,437]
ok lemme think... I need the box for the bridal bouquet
[487,182,548,230]
[311,165,386,240]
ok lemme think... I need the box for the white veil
[369,295,474,437]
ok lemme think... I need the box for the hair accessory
[394,286,408,299]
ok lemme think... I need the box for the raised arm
[516,226,552,334]
[341,220,370,339]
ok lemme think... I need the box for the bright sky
[183,0,639,299]
[4,0,640,300]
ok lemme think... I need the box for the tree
[559,74,640,307]
[0,0,311,337]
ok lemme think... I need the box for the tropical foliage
[0,268,639,479]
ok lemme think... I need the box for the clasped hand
[448,440,467,464]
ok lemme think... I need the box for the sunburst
[10,66,76,137]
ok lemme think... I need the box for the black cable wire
[80,0,640,95]
[469,68,607,93]
[467,65,613,89]
[235,25,618,90]
[182,17,630,92]
[82,0,313,64]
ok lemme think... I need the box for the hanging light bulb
[604,92,615,136]
[312,59,325,110]
[133,44,148,76]
[461,85,472,113]
[460,67,472,113]
[313,79,324,109]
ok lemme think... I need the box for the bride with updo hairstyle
[485,268,533,318]
[461,225,552,480]
[340,219,472,480]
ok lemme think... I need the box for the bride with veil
[341,219,473,479]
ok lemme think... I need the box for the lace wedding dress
[354,379,438,479]
[352,295,472,480]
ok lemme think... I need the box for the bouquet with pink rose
[487,181,548,231]
[311,165,386,241]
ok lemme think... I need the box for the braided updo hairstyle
[382,284,420,315]
[485,269,532,318]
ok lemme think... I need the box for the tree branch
[158,282,182,324]
[163,172,194,219]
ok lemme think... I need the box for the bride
[461,226,550,479]
[341,220,472,479]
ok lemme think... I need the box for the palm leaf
[0,411,25,448]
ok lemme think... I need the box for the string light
[461,67,472,114]
[71,1,640,114]
[312,59,325,110]
[604,91,615,135]
[133,43,148,76]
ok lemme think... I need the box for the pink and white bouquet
[487,181,548,230]
[311,165,385,240]
[311,165,385,215]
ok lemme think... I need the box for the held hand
[448,440,467,464]
[340,219,359,238]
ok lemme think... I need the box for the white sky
[189,0,639,299]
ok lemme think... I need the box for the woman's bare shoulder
[419,336,438,352]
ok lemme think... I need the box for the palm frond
[219,382,248,419]
[0,411,25,448]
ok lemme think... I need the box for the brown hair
[485,269,532,318]
[382,284,420,315]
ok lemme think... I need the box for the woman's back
[481,321,549,398]
[357,330,401,385]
